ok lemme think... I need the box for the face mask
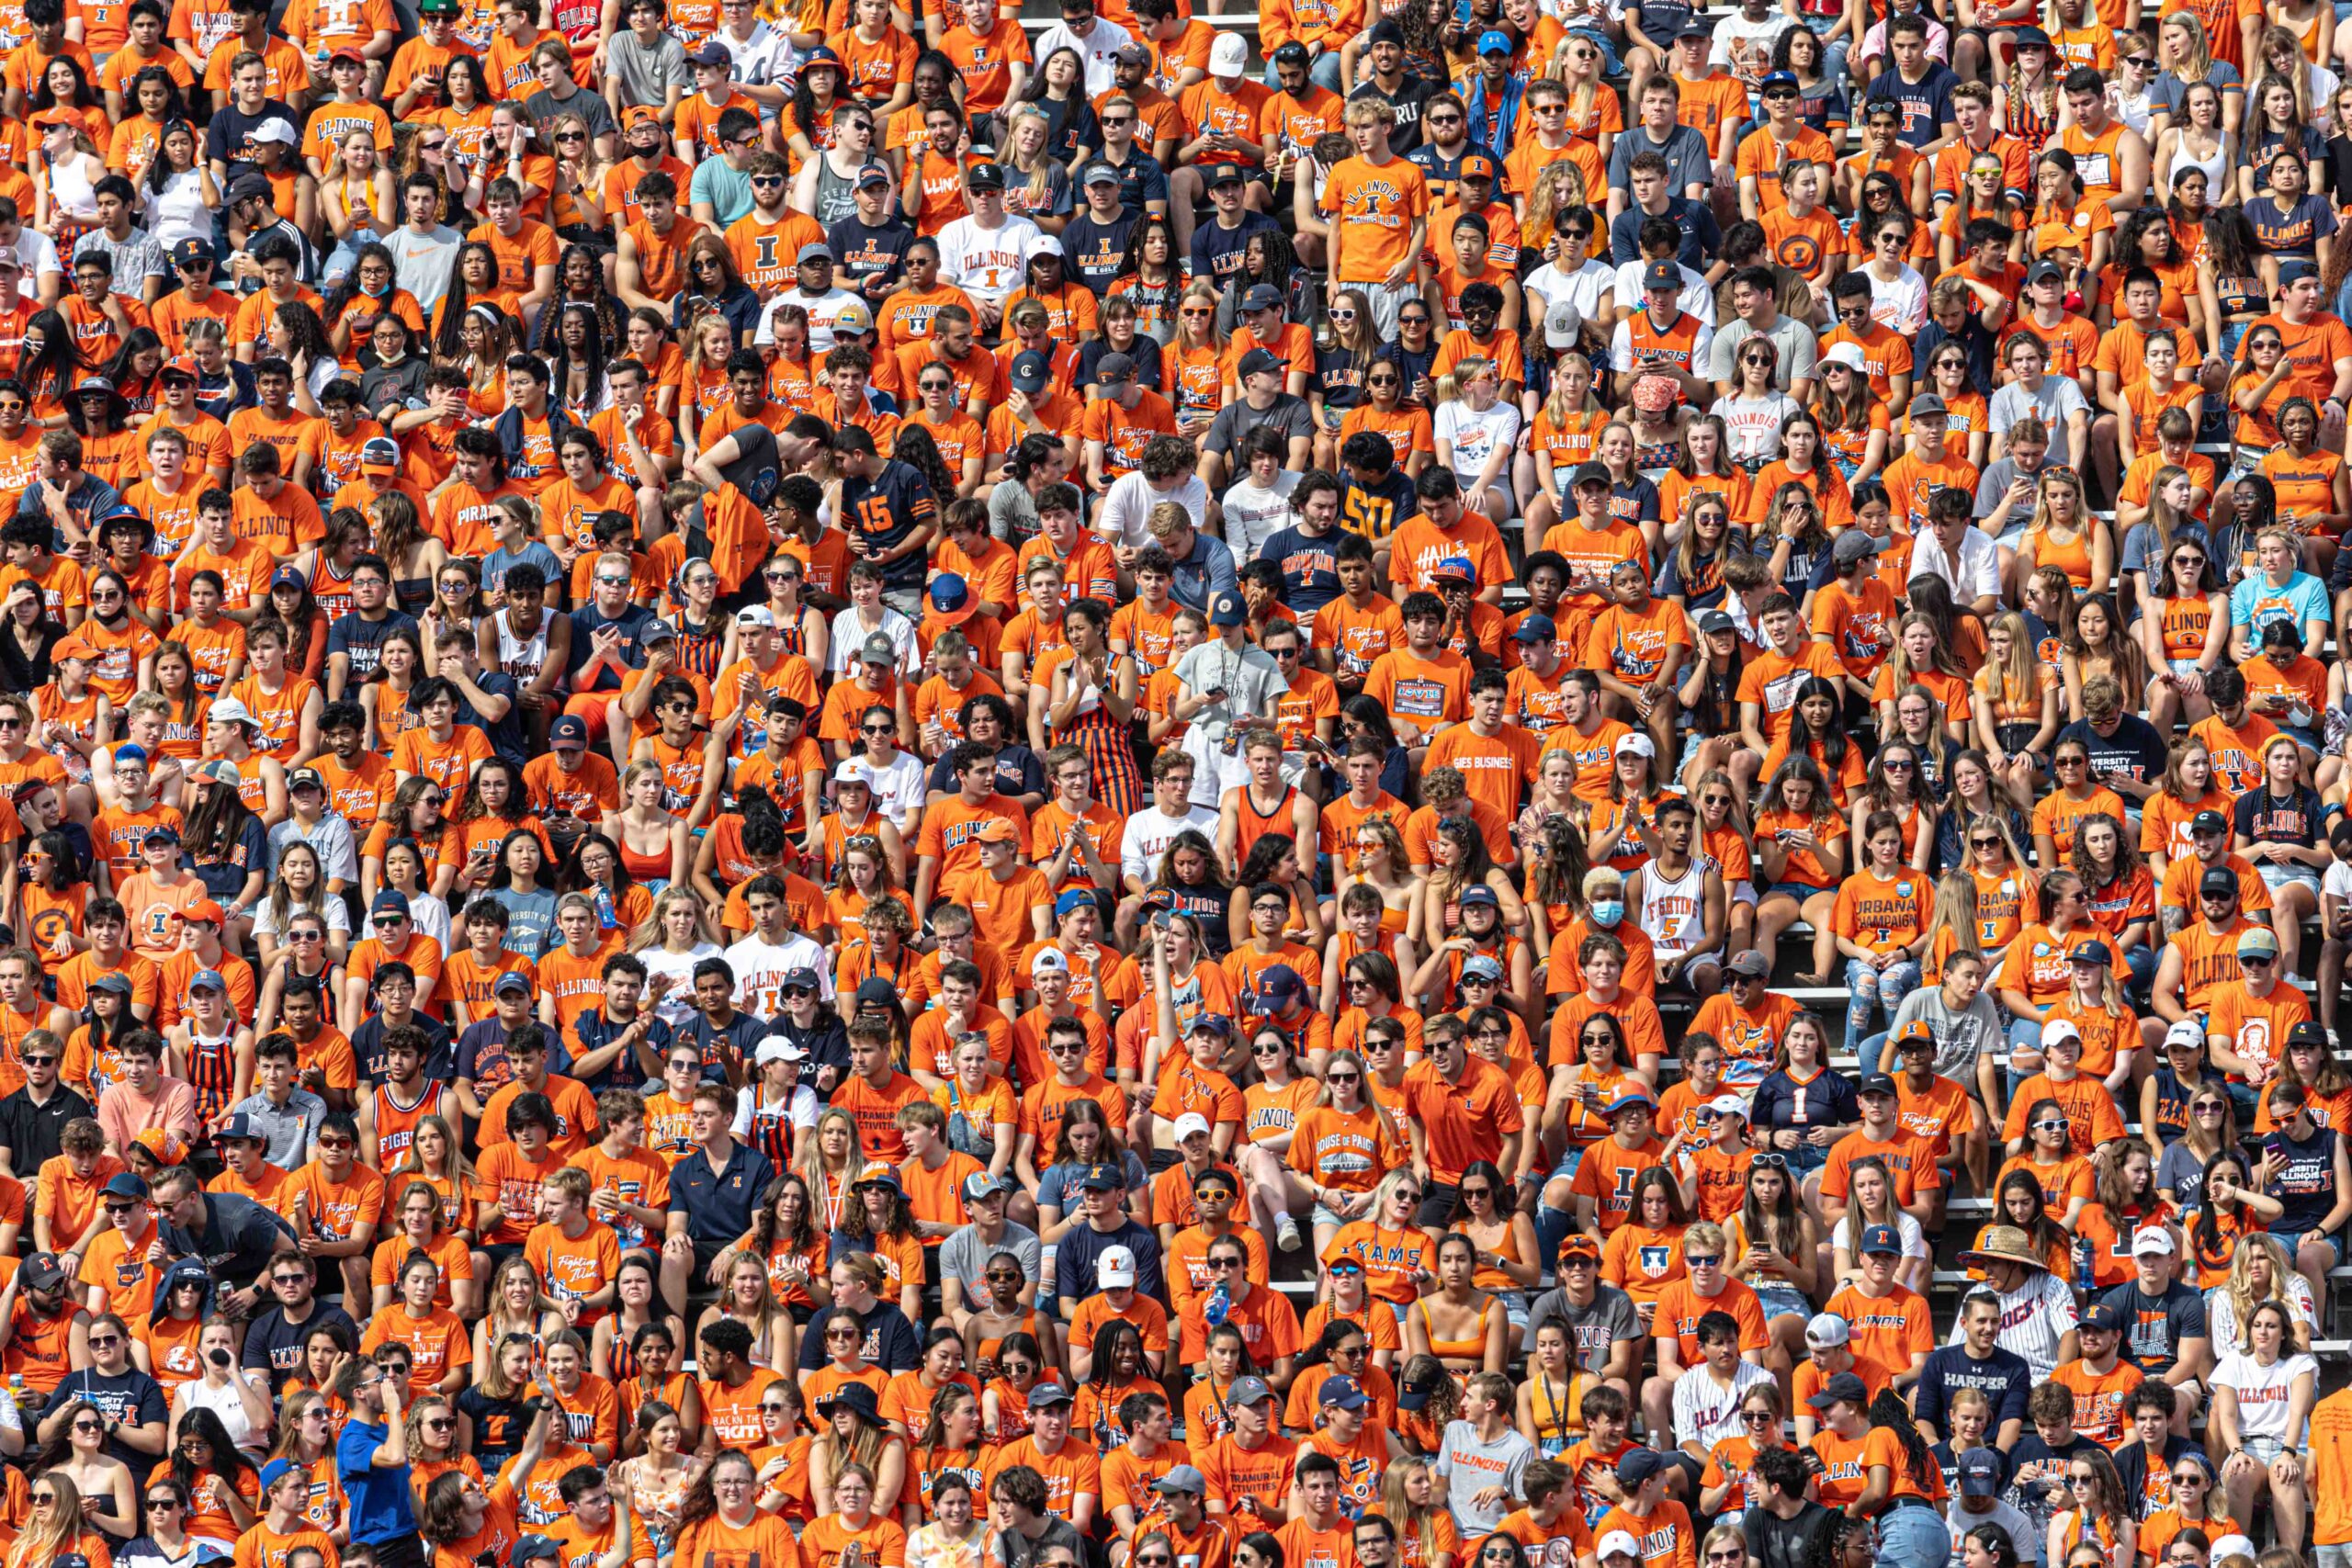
[1590,900,1625,928]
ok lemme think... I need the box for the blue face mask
[1590,900,1625,928]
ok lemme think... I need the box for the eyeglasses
[1459,1185,1492,1199]
[1101,114,1134,126]
[147,1499,179,1509]
[318,1136,356,1150]
[89,1334,121,1347]
[2033,1119,2071,1133]
[426,1417,454,1429]
[555,130,585,141]
[2192,1101,2226,1113]
[1741,1411,1775,1424]
[1687,1254,1722,1267]
[1208,1257,1244,1269]
[72,1420,101,1432]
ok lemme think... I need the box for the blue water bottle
[1206,1280,1231,1327]
[2074,1235,2095,1293]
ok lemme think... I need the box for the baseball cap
[1459,885,1500,909]
[1642,259,1679,291]
[1079,1163,1125,1192]
[1570,460,1611,490]
[2069,940,2113,966]
[358,436,401,472]
[370,889,411,919]
[1614,731,1656,760]
[249,118,297,145]
[2041,1019,2083,1050]
[2195,807,2238,836]
[1172,1112,1213,1144]
[1727,949,1770,978]
[208,696,257,729]
[832,300,874,334]
[1009,351,1052,394]
[1856,1074,1897,1099]
[101,1172,148,1201]
[1236,347,1284,382]
[1209,592,1246,628]
[2079,1302,2125,1334]
[1804,1313,1849,1349]
[2199,865,2238,897]
[188,969,228,996]
[2027,260,2065,286]
[1096,351,1136,381]
[1227,1375,1274,1407]
[1512,613,1556,644]
[2132,1227,2177,1256]
[1209,31,1248,73]
[1476,27,1513,51]
[1706,1094,1748,1122]
[687,39,731,64]
[1318,1374,1368,1411]
[1082,161,1121,187]
[2239,926,2280,958]
[1544,297,1583,348]
[754,1037,807,1069]
[549,715,589,749]
[1153,1468,1208,1495]
[1859,1224,1903,1256]
[1832,530,1882,565]
[967,162,1006,192]
[1459,152,1497,181]
[1605,1089,1657,1116]
[1241,284,1283,313]
[1096,1247,1137,1288]
[1616,1449,1665,1486]
[1908,391,1948,419]
[260,1457,301,1495]
[1806,1371,1871,1410]
[1597,1534,1642,1563]
[1959,1450,2003,1497]
[795,242,834,265]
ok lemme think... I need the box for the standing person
[337,1354,416,1568]
[1322,99,1429,343]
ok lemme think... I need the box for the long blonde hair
[2222,1233,2301,1350]
[1521,158,1589,252]
[8,1473,84,1568]
[1379,1457,1449,1566]
[1918,871,1983,970]
[1001,103,1056,208]
[628,884,721,954]
[1174,281,1224,354]
[2249,24,2319,125]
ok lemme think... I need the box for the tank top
[2214,269,2267,321]
[48,156,98,220]
[371,1080,435,1169]
[185,1026,238,1121]
[812,155,867,227]
[1232,784,1298,869]
[495,607,548,682]
[1637,855,1710,962]
[310,552,360,621]
[2172,131,2231,199]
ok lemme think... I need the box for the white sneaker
[1275,1213,1303,1251]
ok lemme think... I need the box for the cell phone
[2266,1137,2286,1166]
[1152,910,1171,930]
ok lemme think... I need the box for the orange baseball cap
[133,1129,187,1167]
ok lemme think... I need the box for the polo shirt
[667,1137,775,1267]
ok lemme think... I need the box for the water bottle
[1205,1280,1230,1327]
[594,884,616,931]
[6,1374,22,1421]
[2073,1235,2095,1293]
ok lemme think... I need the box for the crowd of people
[7,4,2352,1568]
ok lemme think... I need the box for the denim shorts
[1764,879,1829,901]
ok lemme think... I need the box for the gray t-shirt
[1706,314,1820,391]
[227,1089,328,1170]
[940,1220,1043,1300]
[1973,454,2051,534]
[995,1517,1085,1568]
[1884,984,2002,1086]
[1987,376,2091,464]
[1204,392,1315,458]
[74,229,167,298]
[608,28,692,112]
[1521,1282,1642,1378]
[522,85,618,144]
[1435,1419,1536,1536]
[988,476,1043,545]
[1172,639,1286,747]
[381,224,462,316]
[1605,122,1717,197]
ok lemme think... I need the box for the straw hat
[1957,1224,2048,1272]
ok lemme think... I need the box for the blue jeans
[1801,14,1851,96]
[1847,956,1922,1037]
[2124,942,2159,999]
[1875,1504,1951,1568]
[1570,25,1622,73]
[1261,50,1347,92]
[1856,1029,1891,1078]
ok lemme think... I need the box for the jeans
[1855,1030,1890,1077]
[2124,942,2159,999]
[1801,14,1851,96]
[1261,50,1347,92]
[1570,25,1621,73]
[1847,956,1921,1038]
[1874,1503,1951,1568]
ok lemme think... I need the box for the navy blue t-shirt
[322,610,418,684]
[564,601,657,689]
[1189,210,1281,289]
[1862,62,1962,148]
[1062,210,1140,297]
[1257,523,1344,618]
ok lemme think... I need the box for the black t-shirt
[204,98,297,185]
[0,1085,94,1175]
[1061,211,1139,298]
[2057,714,2170,790]
[764,1010,850,1098]
[241,1302,358,1383]
[1742,1501,1838,1568]
[1349,75,1442,153]
[791,1299,920,1371]
[2098,1280,2208,1378]
[1076,335,1163,397]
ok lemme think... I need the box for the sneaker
[1275,1213,1303,1252]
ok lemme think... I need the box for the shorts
[2244,1434,2289,1464]
[1497,1289,1531,1330]
[2258,863,2323,898]
[1763,879,1828,902]
[2270,1227,2339,1266]
[1416,1182,1460,1228]
[1755,1283,1811,1320]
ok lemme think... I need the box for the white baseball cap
[2040,1019,2083,1050]
[1172,1112,1212,1143]
[1098,1246,1137,1288]
[1597,1533,1642,1562]
[1209,31,1248,74]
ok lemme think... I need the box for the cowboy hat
[1957,1224,2048,1272]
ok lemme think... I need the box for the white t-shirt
[757,286,861,354]
[1100,468,1214,552]
[1120,803,1223,886]
[827,605,921,678]
[2211,1349,2317,1443]
[733,1080,820,1141]
[2204,1278,2318,1358]
[1709,392,1804,467]
[640,941,723,1027]
[1610,259,1716,326]
[1434,400,1523,491]
[1866,264,1929,336]
[1527,258,1617,331]
[859,749,930,828]
[937,213,1043,302]
[723,931,833,1013]
[1833,1208,1930,1267]
[1710,11,1798,78]
[1218,471,1303,563]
